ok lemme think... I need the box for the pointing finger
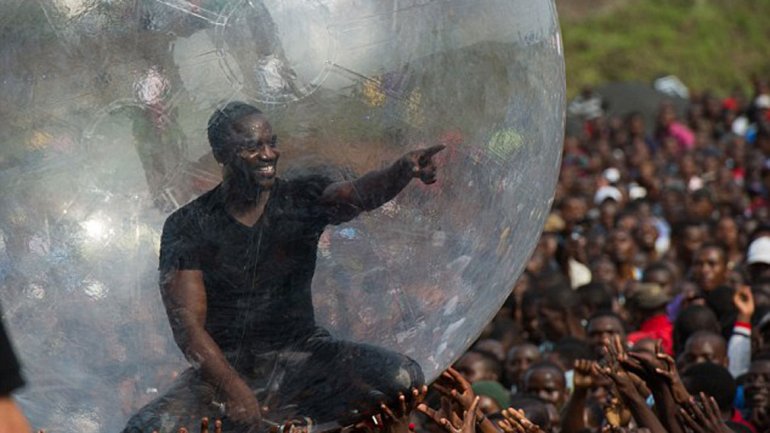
[418,144,446,164]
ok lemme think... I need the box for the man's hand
[432,367,476,413]
[677,393,732,433]
[380,386,428,433]
[402,145,445,185]
[573,359,599,390]
[627,341,690,405]
[734,285,755,323]
[435,396,480,433]
[498,408,545,433]
[224,378,262,425]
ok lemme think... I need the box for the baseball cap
[756,95,770,110]
[594,185,622,205]
[747,236,770,265]
[603,167,621,184]
[627,283,670,310]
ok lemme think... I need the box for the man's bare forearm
[322,157,413,212]
[560,387,588,433]
[169,309,243,389]
[624,393,669,433]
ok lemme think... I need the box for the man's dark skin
[691,245,727,293]
[745,359,770,431]
[130,103,442,431]
[503,343,540,389]
[679,331,728,371]
[586,314,626,356]
[521,365,567,409]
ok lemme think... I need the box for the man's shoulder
[163,186,221,230]
[281,174,334,191]
[279,165,353,198]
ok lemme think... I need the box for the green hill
[558,0,770,97]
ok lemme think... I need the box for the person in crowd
[745,354,770,433]
[502,343,541,393]
[691,243,729,294]
[585,311,627,357]
[678,330,729,371]
[672,304,721,356]
[520,362,568,410]
[625,283,674,354]
[680,362,755,432]
[455,351,503,384]
[536,283,586,350]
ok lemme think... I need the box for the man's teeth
[256,166,275,174]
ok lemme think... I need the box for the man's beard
[225,158,267,202]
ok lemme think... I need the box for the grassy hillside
[558,0,770,97]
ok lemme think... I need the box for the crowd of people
[397,77,770,433]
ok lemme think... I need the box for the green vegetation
[559,0,770,97]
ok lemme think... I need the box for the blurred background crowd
[416,74,770,433]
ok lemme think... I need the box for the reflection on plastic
[0,0,564,431]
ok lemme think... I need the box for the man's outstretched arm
[320,145,445,214]
[161,270,262,425]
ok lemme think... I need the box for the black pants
[122,330,424,433]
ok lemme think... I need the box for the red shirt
[627,314,674,355]
[731,408,757,433]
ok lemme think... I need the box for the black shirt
[159,175,347,354]
[0,304,24,395]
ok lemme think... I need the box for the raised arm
[161,270,261,425]
[320,145,445,213]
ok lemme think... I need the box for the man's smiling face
[227,113,280,190]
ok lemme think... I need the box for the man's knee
[396,355,425,390]
[370,353,424,394]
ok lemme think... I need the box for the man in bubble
[122,102,441,432]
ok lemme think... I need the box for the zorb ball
[0,0,564,431]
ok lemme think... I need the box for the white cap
[603,167,621,184]
[594,185,622,205]
[756,95,770,110]
[629,183,648,200]
[747,236,770,265]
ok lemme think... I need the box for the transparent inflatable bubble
[0,0,564,431]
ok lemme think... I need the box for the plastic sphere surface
[0,0,564,431]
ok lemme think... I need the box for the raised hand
[734,285,755,323]
[437,396,480,433]
[628,340,690,404]
[402,145,445,184]
[432,367,476,412]
[418,395,463,430]
[603,335,643,376]
[677,393,732,433]
[573,359,600,390]
[498,408,545,433]
[380,386,428,433]
[429,367,500,433]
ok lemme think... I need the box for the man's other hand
[225,379,262,426]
